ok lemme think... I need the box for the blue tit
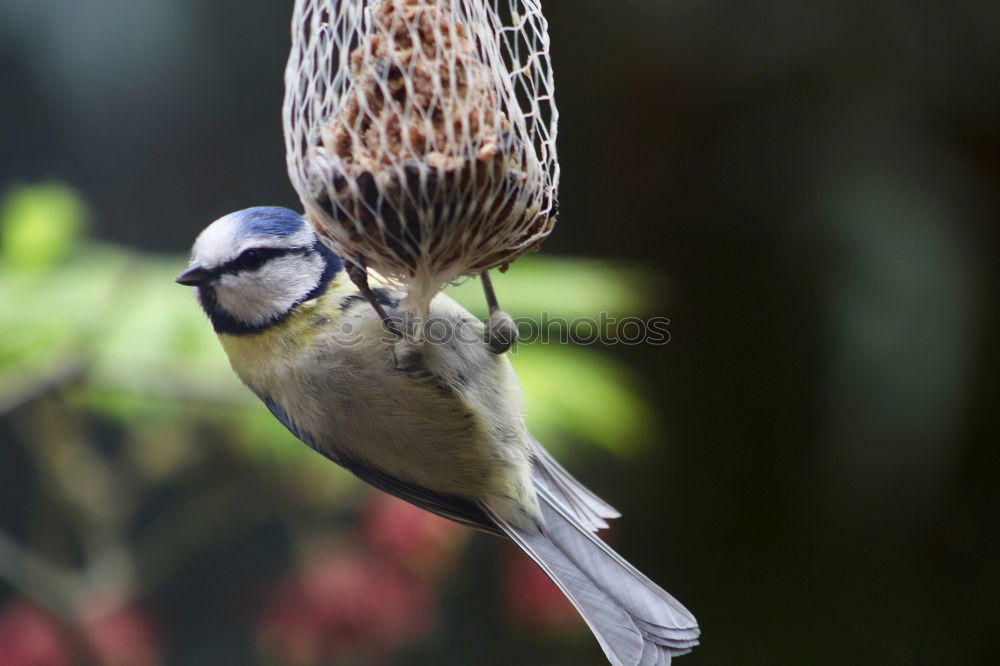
[176,206,699,665]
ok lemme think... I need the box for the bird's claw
[392,336,426,372]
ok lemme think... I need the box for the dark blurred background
[2,1,998,664]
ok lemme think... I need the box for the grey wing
[334,454,502,535]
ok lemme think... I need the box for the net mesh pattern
[284,0,558,314]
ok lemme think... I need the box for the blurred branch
[136,482,253,594]
[9,393,139,597]
[0,529,87,619]
[0,357,86,415]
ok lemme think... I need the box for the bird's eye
[236,249,265,272]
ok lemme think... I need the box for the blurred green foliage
[0,184,87,272]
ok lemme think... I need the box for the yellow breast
[217,275,348,393]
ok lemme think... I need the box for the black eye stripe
[213,246,312,277]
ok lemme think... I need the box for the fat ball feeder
[283,0,559,348]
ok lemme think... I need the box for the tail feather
[491,506,646,666]
[534,484,698,635]
[637,637,660,666]
[634,617,702,647]
[485,483,700,666]
[530,438,620,532]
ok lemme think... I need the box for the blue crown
[234,207,307,239]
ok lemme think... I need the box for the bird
[176,206,700,665]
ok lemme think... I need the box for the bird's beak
[175,266,212,286]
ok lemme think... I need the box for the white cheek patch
[212,252,325,327]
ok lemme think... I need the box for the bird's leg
[482,271,518,354]
[347,254,402,338]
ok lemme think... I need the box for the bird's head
[176,207,342,334]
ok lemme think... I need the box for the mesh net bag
[283,0,559,316]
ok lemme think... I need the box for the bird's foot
[485,309,518,354]
[480,271,517,354]
[347,254,402,338]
